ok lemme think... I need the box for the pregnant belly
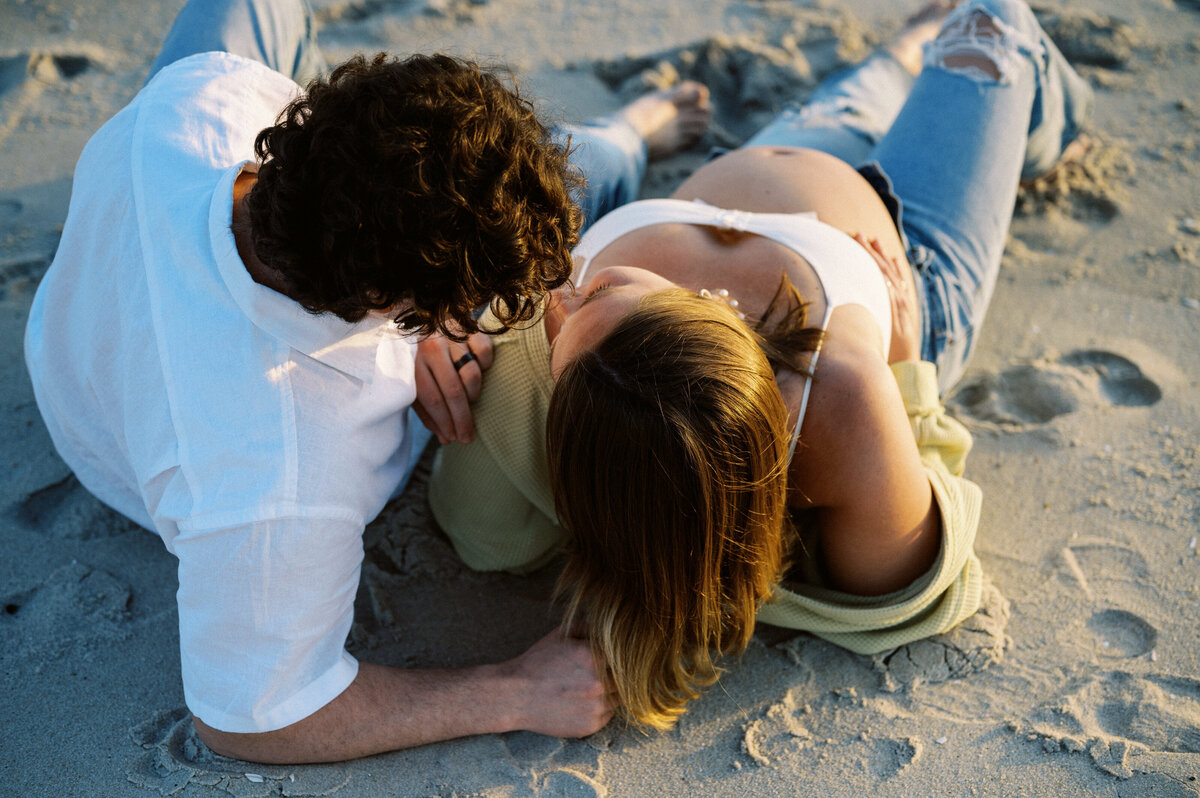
[671,146,907,270]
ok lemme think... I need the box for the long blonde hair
[546,284,819,729]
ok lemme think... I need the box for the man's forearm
[195,662,511,763]
[193,630,613,764]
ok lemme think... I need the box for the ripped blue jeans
[730,0,1094,393]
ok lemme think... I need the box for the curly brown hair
[245,52,581,337]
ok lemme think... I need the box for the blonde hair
[547,285,818,729]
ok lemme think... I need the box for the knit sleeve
[889,360,973,476]
[429,442,565,575]
[427,315,566,575]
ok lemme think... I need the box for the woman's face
[549,266,676,378]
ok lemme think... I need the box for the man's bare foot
[1057,133,1093,168]
[887,1,957,76]
[616,81,712,161]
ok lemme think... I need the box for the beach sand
[2,0,1199,795]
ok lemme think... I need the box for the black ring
[452,351,477,371]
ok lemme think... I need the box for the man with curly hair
[23,0,709,763]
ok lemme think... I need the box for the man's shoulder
[143,51,299,98]
[133,52,300,167]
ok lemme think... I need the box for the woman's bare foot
[1020,132,1095,187]
[887,1,958,76]
[616,81,712,161]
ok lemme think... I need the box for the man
[24,0,708,764]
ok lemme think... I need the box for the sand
[2,0,1199,795]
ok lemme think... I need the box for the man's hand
[193,628,615,765]
[414,331,495,444]
[854,233,922,363]
[498,629,616,738]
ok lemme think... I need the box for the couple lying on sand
[24,0,1091,764]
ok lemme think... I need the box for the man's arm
[194,629,613,764]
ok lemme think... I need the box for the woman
[421,0,1093,729]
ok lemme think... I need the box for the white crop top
[572,198,893,458]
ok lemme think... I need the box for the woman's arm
[790,344,941,595]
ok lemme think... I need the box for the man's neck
[231,166,293,297]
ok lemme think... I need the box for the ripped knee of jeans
[924,4,1035,84]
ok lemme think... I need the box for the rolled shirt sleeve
[174,515,364,733]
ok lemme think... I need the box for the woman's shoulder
[797,327,895,422]
[785,339,914,508]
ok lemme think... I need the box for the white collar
[210,164,395,383]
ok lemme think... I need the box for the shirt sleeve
[756,361,984,654]
[172,515,364,733]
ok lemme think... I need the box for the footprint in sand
[1033,9,1138,69]
[503,725,611,784]
[11,473,140,540]
[1087,609,1158,658]
[537,769,608,798]
[949,349,1161,430]
[315,0,490,25]
[504,730,564,764]
[311,0,398,24]
[0,561,130,658]
[0,254,49,302]
[0,50,93,96]
[128,708,353,795]
[742,686,922,779]
[1017,670,1200,778]
[314,0,441,25]
[1057,541,1161,660]
[1062,535,1150,593]
[1,49,101,145]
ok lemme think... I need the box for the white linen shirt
[24,52,418,733]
